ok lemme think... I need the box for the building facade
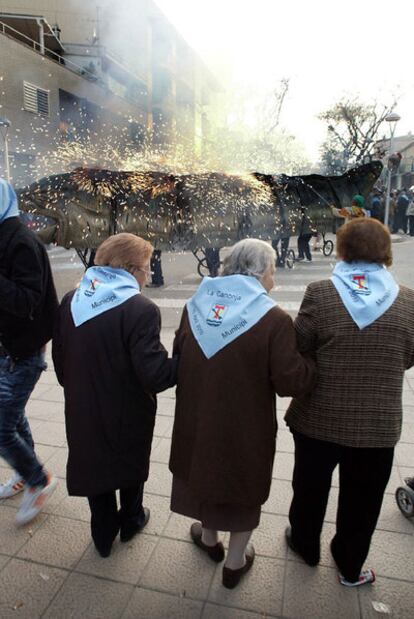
[0,0,220,185]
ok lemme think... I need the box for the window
[23,82,50,116]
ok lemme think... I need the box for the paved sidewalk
[0,345,414,619]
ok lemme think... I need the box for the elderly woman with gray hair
[169,239,316,588]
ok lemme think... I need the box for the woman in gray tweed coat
[285,218,414,587]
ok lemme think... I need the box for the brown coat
[169,307,316,507]
[285,281,414,448]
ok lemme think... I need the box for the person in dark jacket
[52,233,177,558]
[170,239,316,588]
[297,208,315,262]
[285,218,414,587]
[0,179,58,525]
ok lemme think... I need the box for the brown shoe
[190,522,225,562]
[222,544,255,589]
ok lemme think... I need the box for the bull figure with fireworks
[17,161,382,266]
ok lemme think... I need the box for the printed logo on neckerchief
[84,278,102,297]
[206,303,227,326]
[351,274,370,295]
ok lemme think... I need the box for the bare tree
[319,97,397,172]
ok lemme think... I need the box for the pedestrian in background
[170,239,316,588]
[284,218,414,587]
[407,193,414,236]
[0,178,58,525]
[297,208,315,262]
[148,248,164,287]
[53,233,177,558]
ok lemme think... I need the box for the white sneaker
[0,473,25,499]
[339,568,376,587]
[15,473,57,526]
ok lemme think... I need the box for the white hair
[221,238,276,279]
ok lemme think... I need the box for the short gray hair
[221,239,276,279]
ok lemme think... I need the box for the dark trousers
[272,236,289,267]
[0,353,47,488]
[289,431,393,582]
[297,234,312,260]
[87,483,145,550]
[205,247,220,277]
[408,215,414,236]
[150,250,164,285]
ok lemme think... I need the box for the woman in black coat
[52,233,177,557]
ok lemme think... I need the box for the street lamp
[384,112,401,228]
[0,117,11,182]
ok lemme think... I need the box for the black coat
[0,217,58,358]
[52,291,177,496]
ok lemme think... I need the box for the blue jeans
[0,353,47,488]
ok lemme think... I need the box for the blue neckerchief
[70,266,140,327]
[331,261,399,330]
[0,179,19,223]
[187,274,276,359]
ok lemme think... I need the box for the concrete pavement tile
[207,556,284,616]
[158,387,176,400]
[324,486,340,523]
[140,538,216,599]
[398,466,414,482]
[163,512,196,542]
[376,493,414,534]
[26,398,64,422]
[367,531,414,581]
[150,437,172,464]
[202,603,269,619]
[250,513,288,560]
[400,421,414,443]
[402,406,414,423]
[142,494,171,536]
[35,385,65,403]
[154,415,173,438]
[283,562,359,618]
[277,396,291,412]
[43,572,133,619]
[276,429,294,454]
[272,451,294,481]
[122,588,203,619]
[76,532,157,584]
[396,443,414,467]
[0,558,67,619]
[30,383,55,399]
[0,554,10,570]
[43,446,68,478]
[37,370,59,385]
[145,462,172,497]
[31,420,66,447]
[384,466,406,495]
[17,514,91,569]
[262,479,292,516]
[0,505,47,556]
[33,443,59,465]
[157,397,176,417]
[358,575,414,619]
[52,493,91,522]
[402,390,414,406]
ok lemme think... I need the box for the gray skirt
[171,476,261,532]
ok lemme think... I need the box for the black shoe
[285,526,319,567]
[120,507,150,543]
[190,522,225,562]
[222,544,255,589]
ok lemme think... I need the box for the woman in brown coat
[169,239,316,588]
[53,234,177,558]
[285,218,414,586]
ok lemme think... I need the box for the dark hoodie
[0,180,58,358]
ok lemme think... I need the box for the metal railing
[0,19,102,82]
